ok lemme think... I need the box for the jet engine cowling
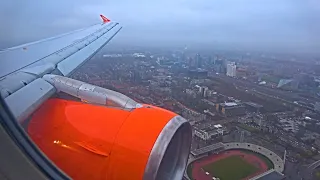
[27,98,192,180]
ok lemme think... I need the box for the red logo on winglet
[100,15,111,23]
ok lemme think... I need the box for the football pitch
[202,155,259,180]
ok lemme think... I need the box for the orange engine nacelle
[26,98,192,180]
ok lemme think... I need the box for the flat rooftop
[224,102,238,106]
[219,102,245,108]
[196,123,224,132]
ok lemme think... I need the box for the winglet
[100,15,111,23]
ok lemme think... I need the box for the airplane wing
[0,15,191,180]
[0,15,122,122]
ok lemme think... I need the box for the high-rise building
[199,86,204,94]
[181,46,187,62]
[208,56,213,65]
[197,86,209,98]
[214,59,226,73]
[203,87,209,98]
[195,53,202,68]
[188,57,194,67]
[226,63,237,77]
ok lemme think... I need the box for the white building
[199,86,204,94]
[226,63,237,77]
[203,86,209,97]
[194,124,225,141]
[196,86,209,97]
[133,53,146,57]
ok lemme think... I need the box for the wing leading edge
[0,15,122,122]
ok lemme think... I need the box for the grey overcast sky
[1,0,319,54]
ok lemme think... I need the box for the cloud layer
[1,0,319,54]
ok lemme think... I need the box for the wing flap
[4,78,56,122]
[0,72,37,98]
[21,64,56,77]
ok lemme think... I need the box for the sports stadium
[185,142,285,180]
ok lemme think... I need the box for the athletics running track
[191,150,268,180]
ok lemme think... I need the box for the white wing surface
[0,16,122,122]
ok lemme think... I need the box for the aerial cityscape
[71,46,320,180]
[1,1,320,180]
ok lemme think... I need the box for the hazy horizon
[1,0,320,55]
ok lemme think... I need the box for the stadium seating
[224,142,284,172]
